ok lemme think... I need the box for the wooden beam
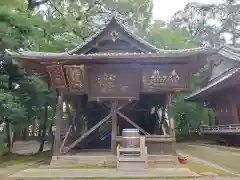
[117,111,149,135]
[53,91,63,156]
[111,101,118,154]
[63,113,112,154]
[59,125,72,153]
[129,101,138,109]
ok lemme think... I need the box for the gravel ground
[177,143,240,174]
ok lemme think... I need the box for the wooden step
[119,147,141,152]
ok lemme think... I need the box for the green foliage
[147,21,197,49]
[0,90,26,125]
[173,94,211,136]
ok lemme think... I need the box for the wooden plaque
[46,65,67,88]
[64,65,84,92]
[86,64,140,101]
[141,64,188,92]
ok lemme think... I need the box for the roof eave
[184,67,240,102]
[5,47,216,61]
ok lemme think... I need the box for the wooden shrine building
[7,17,215,165]
[185,45,240,145]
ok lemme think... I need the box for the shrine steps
[50,154,179,168]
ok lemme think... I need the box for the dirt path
[4,176,240,180]
[177,143,240,174]
[0,161,41,179]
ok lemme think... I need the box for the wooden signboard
[141,64,188,92]
[46,65,67,88]
[64,65,84,92]
[86,64,140,101]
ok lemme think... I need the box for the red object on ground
[178,155,187,164]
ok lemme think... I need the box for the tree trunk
[31,120,36,137]
[38,121,41,137]
[38,102,48,153]
[50,111,56,151]
[22,128,28,141]
[5,120,12,153]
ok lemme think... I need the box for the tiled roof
[185,67,240,101]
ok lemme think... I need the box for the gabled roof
[67,17,160,54]
[65,17,217,55]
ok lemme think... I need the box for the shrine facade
[7,17,214,162]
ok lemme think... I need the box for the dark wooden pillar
[111,101,118,154]
[229,97,239,124]
[53,91,63,156]
[167,93,175,137]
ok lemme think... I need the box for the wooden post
[111,101,118,154]
[53,91,63,156]
[167,93,175,137]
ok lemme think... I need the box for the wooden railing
[200,124,240,134]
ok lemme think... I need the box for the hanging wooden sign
[86,64,140,101]
[141,64,189,92]
[46,65,67,88]
[64,65,84,92]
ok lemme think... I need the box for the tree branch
[48,0,63,16]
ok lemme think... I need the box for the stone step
[50,155,178,169]
[118,161,147,170]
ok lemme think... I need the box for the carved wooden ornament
[46,65,67,88]
[142,65,188,92]
[64,65,84,91]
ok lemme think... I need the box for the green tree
[146,21,197,49]
[170,1,240,46]
[0,0,55,152]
